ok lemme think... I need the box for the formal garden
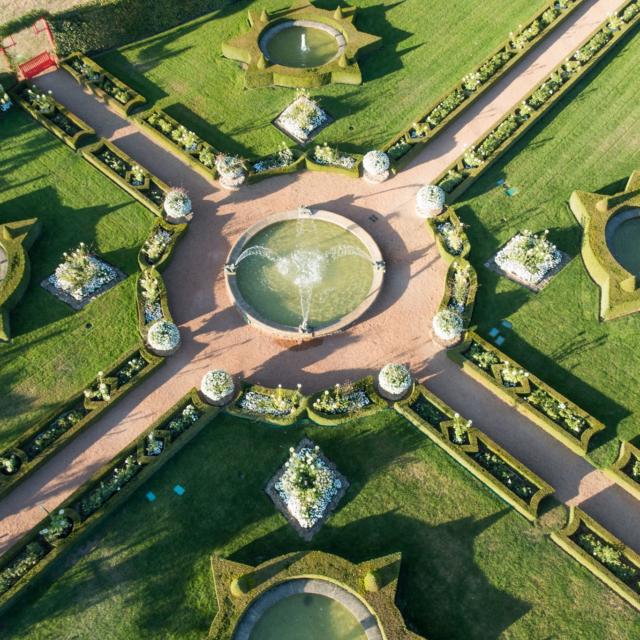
[1,0,640,638]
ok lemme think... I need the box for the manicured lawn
[456,32,640,466]
[0,109,153,450]
[98,0,542,157]
[4,411,639,639]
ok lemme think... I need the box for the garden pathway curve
[2,0,638,560]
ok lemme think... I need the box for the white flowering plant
[378,364,412,396]
[432,308,464,342]
[494,230,561,285]
[363,150,390,175]
[416,184,445,217]
[163,188,192,220]
[312,143,356,169]
[275,445,342,529]
[275,90,330,143]
[146,320,180,353]
[201,370,234,402]
[312,382,372,415]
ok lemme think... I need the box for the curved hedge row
[226,383,308,427]
[135,268,174,340]
[395,384,553,520]
[137,217,187,272]
[604,441,640,502]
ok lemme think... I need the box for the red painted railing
[18,51,57,80]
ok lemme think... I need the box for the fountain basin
[259,20,346,68]
[606,208,640,277]
[225,209,384,340]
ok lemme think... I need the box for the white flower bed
[312,143,356,169]
[252,144,295,174]
[378,363,412,397]
[275,94,329,143]
[312,387,371,414]
[143,300,163,324]
[494,230,561,285]
[146,320,180,354]
[238,390,293,417]
[362,150,390,183]
[200,370,234,404]
[432,308,464,342]
[49,253,118,302]
[275,446,342,529]
[416,184,445,218]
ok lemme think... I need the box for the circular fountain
[606,208,640,276]
[259,20,346,68]
[225,208,384,340]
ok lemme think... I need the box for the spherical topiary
[146,320,181,355]
[432,308,464,343]
[364,570,381,592]
[163,188,192,221]
[378,363,412,399]
[201,369,235,405]
[362,150,390,183]
[416,184,446,218]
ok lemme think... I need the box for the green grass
[0,108,154,450]
[456,32,640,466]
[98,0,543,157]
[4,411,640,639]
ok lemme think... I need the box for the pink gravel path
[1,0,637,561]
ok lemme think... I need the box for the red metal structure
[18,51,58,80]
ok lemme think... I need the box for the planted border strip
[0,388,218,617]
[226,383,308,427]
[307,376,387,426]
[435,1,640,201]
[0,347,164,501]
[247,148,306,182]
[552,507,640,612]
[81,138,169,216]
[395,384,553,520]
[383,0,587,166]
[449,332,605,455]
[604,442,640,502]
[60,52,146,116]
[135,268,175,340]
[12,84,94,151]
[137,217,187,272]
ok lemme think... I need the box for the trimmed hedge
[0,219,40,342]
[604,441,640,502]
[395,384,553,520]
[448,332,605,455]
[307,377,387,426]
[426,207,470,263]
[0,347,163,501]
[552,507,640,612]
[135,268,174,340]
[81,139,169,216]
[134,109,218,182]
[434,1,640,202]
[382,0,588,167]
[304,150,362,179]
[0,388,218,617]
[225,383,308,427]
[60,52,146,116]
[247,149,306,183]
[13,83,94,150]
[137,217,187,272]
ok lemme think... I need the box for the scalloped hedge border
[225,383,308,427]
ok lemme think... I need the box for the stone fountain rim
[258,19,347,66]
[225,209,384,341]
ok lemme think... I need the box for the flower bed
[61,52,146,116]
[449,332,605,455]
[307,377,387,426]
[273,91,332,145]
[0,347,163,501]
[137,218,187,271]
[266,438,348,540]
[14,84,94,150]
[227,383,307,426]
[135,268,174,338]
[604,441,640,502]
[135,109,218,181]
[248,145,306,182]
[0,388,217,617]
[552,508,640,612]
[394,384,553,520]
[305,143,360,178]
[81,139,170,216]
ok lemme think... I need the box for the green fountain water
[608,215,640,276]
[234,218,375,330]
[248,593,368,640]
[263,24,340,68]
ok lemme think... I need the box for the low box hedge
[0,346,163,501]
[551,507,640,612]
[60,52,146,116]
[438,258,478,328]
[225,383,309,427]
[81,139,169,216]
[13,84,94,150]
[135,268,174,339]
[426,207,470,263]
[603,441,640,502]
[381,0,588,168]
[0,388,218,617]
[0,219,40,342]
[435,1,640,202]
[137,217,188,272]
[395,384,553,521]
[134,109,217,182]
[448,332,605,455]
[307,377,387,426]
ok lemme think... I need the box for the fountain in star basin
[225,208,385,340]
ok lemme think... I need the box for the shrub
[432,308,463,342]
[201,370,234,403]
[146,320,180,353]
[416,184,445,217]
[378,364,412,396]
[0,542,46,596]
[163,188,192,220]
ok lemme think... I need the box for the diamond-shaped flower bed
[273,92,333,145]
[266,438,348,541]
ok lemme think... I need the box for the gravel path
[1,0,636,560]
